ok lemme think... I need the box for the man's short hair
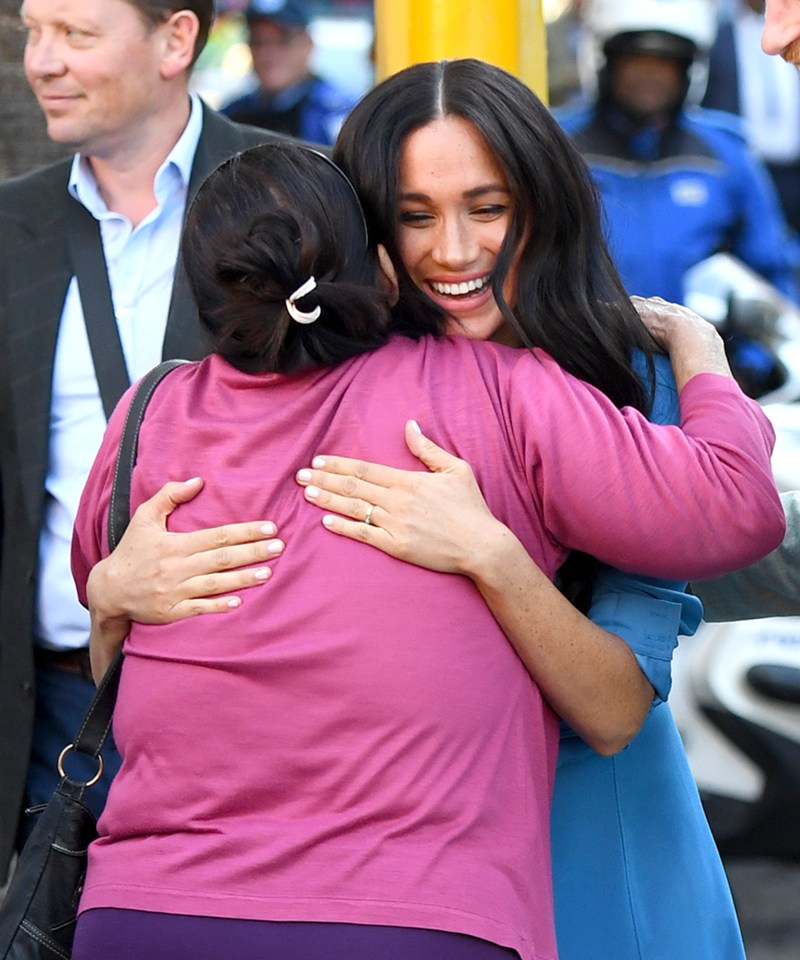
[127,1,215,65]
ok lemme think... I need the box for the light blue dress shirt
[35,96,203,651]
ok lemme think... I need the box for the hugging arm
[78,420,656,752]
[297,422,700,751]
[80,302,779,726]
[637,298,800,620]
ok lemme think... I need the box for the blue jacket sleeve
[589,569,702,702]
[587,353,702,703]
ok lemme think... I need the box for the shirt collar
[68,93,204,218]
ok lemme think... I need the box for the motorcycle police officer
[558,0,798,304]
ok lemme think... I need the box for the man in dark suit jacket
[0,0,278,883]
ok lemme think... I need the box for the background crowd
[1,1,800,959]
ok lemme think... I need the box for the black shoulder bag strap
[65,199,130,421]
[70,359,188,762]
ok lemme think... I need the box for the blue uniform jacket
[557,102,798,304]
[222,75,359,147]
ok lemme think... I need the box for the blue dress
[550,354,746,960]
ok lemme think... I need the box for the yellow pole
[519,0,549,102]
[373,0,411,82]
[374,0,548,103]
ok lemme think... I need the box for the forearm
[467,527,654,755]
[87,558,132,685]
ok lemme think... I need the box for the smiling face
[20,0,180,157]
[762,0,800,67]
[395,116,522,345]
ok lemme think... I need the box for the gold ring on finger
[364,503,375,525]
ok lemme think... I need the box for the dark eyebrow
[464,185,511,199]
[399,184,511,203]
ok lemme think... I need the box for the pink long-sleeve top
[72,336,783,960]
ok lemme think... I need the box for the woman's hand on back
[295,420,515,581]
[89,477,284,625]
[632,295,733,387]
[87,478,284,681]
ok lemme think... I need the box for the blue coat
[558,102,798,304]
[552,354,746,960]
[222,75,359,147]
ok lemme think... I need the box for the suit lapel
[163,106,254,361]
[162,105,288,361]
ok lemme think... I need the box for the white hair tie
[286,276,321,325]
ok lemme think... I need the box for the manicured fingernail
[260,522,276,535]
[226,597,241,608]
[409,420,421,434]
[184,476,202,484]
[253,567,271,580]
[296,469,312,483]
[322,515,335,528]
[305,485,320,499]
[312,457,327,468]
[267,540,284,554]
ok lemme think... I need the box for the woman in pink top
[70,142,782,960]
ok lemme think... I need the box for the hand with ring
[295,420,513,578]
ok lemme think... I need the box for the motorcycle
[669,254,800,860]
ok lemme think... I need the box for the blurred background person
[762,0,800,64]
[703,0,800,236]
[557,0,798,305]
[219,0,361,145]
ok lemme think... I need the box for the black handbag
[0,359,186,960]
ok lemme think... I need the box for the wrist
[461,520,528,590]
[86,557,128,623]
[669,327,732,388]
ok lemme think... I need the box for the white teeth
[431,275,490,296]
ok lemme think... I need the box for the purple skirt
[73,910,521,960]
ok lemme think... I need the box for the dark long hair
[334,58,657,413]
[182,142,391,374]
